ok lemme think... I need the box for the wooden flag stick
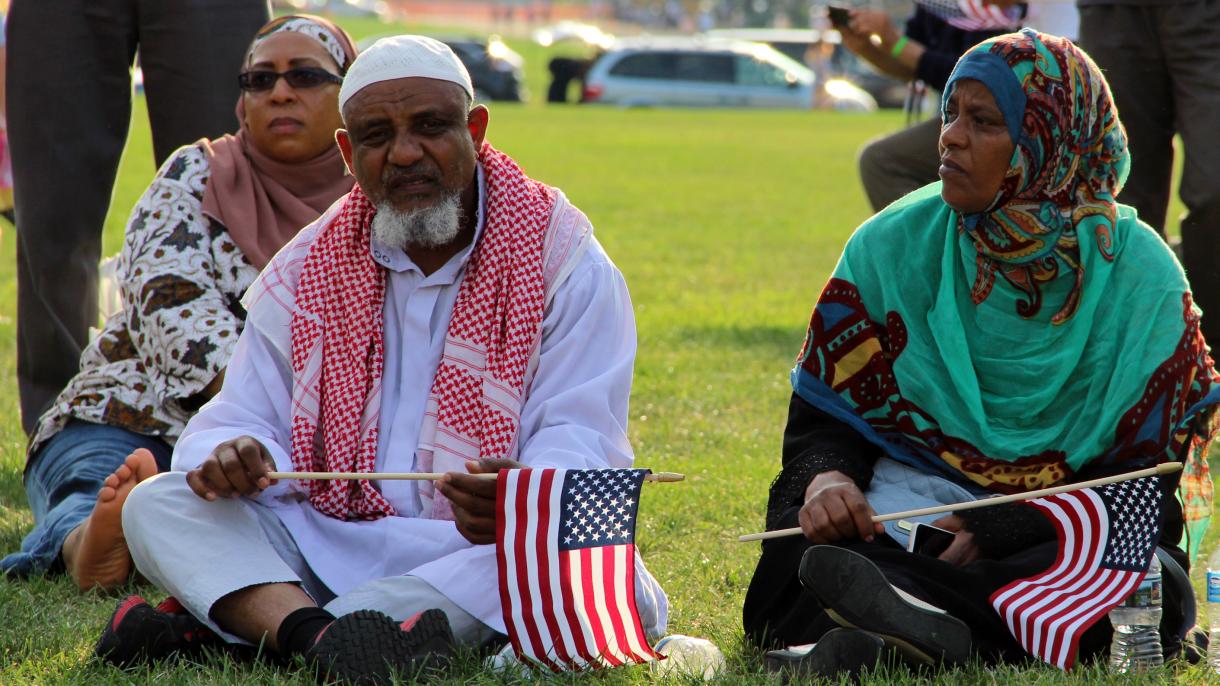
[737,462,1182,543]
[266,470,686,483]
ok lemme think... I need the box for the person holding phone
[833,4,1008,211]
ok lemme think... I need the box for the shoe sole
[312,609,454,685]
[397,609,455,658]
[767,628,886,681]
[799,545,971,665]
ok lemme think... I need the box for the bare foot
[64,448,159,591]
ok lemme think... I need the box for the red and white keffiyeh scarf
[287,143,561,520]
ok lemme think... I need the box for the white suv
[582,37,869,110]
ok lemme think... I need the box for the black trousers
[1078,1,1220,346]
[7,0,270,434]
[742,505,1189,666]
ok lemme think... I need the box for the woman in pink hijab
[2,15,357,592]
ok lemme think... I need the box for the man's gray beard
[371,192,464,249]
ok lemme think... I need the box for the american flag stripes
[496,468,661,670]
[989,475,1164,670]
[914,0,1022,31]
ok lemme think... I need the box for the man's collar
[370,163,487,274]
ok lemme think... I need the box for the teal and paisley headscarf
[791,30,1218,553]
[950,28,1131,325]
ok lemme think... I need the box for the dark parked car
[441,37,527,103]
[357,35,527,103]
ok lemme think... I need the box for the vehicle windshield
[741,43,814,86]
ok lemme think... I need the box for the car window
[735,54,793,87]
[609,52,676,79]
[609,51,734,83]
[673,53,734,83]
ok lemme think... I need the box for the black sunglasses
[238,67,342,92]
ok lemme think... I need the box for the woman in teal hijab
[744,29,1219,675]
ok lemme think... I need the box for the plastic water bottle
[1109,554,1163,672]
[1206,546,1220,673]
[650,635,726,680]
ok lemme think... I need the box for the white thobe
[171,173,667,635]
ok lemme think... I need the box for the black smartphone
[907,522,956,557]
[827,5,852,29]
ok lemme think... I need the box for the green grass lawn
[0,15,1210,686]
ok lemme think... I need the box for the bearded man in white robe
[93,35,667,685]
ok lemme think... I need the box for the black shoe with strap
[799,545,972,666]
[307,608,455,685]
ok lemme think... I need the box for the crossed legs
[120,472,496,648]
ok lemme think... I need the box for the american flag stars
[1098,477,1162,572]
[560,469,645,550]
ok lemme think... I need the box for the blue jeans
[1,420,172,577]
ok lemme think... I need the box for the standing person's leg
[547,58,576,103]
[856,117,942,213]
[1078,5,1175,233]
[0,421,170,586]
[1161,0,1220,345]
[8,0,137,434]
[136,0,269,165]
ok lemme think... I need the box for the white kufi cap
[339,35,474,110]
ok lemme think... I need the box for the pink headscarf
[200,15,357,270]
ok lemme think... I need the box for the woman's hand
[931,515,981,566]
[799,471,885,544]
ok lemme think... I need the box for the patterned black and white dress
[28,143,257,457]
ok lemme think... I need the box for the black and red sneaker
[94,595,222,667]
[308,608,455,685]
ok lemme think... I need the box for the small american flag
[989,475,1165,670]
[495,468,661,670]
[915,0,1022,31]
